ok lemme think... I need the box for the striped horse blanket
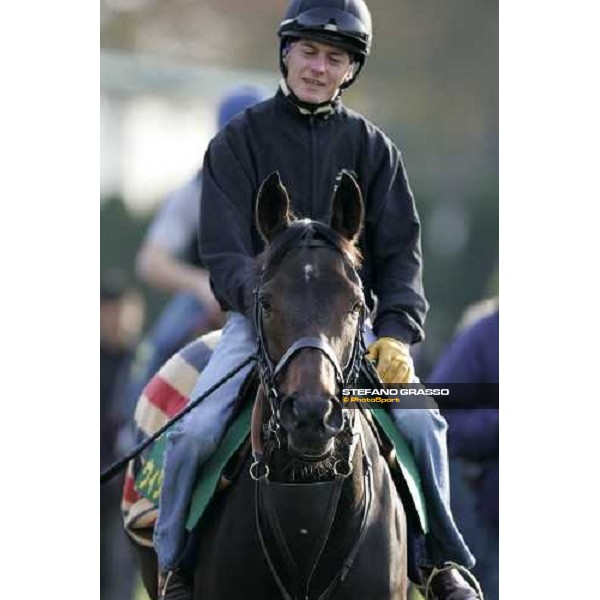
[121,330,221,547]
[121,331,429,548]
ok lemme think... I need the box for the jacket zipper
[309,115,317,218]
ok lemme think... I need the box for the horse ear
[330,171,364,242]
[256,172,292,243]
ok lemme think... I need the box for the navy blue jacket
[429,310,499,529]
[199,89,428,343]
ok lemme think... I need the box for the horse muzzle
[279,393,344,459]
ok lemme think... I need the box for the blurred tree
[101,196,169,332]
[415,183,498,375]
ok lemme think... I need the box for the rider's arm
[136,243,217,308]
[136,176,220,313]
[367,135,429,344]
[199,131,257,317]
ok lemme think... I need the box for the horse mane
[256,219,363,282]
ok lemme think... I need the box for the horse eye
[260,297,273,313]
[351,300,363,315]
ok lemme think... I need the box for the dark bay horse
[127,171,408,599]
[189,172,408,599]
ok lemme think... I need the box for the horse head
[253,170,366,473]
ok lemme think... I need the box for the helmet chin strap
[279,78,341,116]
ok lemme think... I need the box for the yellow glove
[366,337,414,384]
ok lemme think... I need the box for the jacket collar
[278,79,341,119]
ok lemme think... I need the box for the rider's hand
[366,337,414,384]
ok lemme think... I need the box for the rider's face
[284,39,354,104]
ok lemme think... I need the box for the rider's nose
[310,55,326,74]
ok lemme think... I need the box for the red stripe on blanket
[122,472,140,504]
[144,375,189,417]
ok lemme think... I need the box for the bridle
[253,234,366,446]
[250,228,375,600]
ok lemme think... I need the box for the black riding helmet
[278,0,373,90]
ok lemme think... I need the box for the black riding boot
[420,563,484,600]
[158,569,193,600]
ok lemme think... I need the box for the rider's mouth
[302,78,325,87]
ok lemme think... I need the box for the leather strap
[254,414,374,600]
[273,336,344,384]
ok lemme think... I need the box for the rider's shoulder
[210,96,276,146]
[225,96,275,130]
[340,107,394,141]
[340,106,400,158]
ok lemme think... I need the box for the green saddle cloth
[136,405,428,534]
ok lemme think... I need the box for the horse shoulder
[345,413,408,599]
[192,456,281,599]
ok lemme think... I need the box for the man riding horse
[155,1,482,598]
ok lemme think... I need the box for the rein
[100,353,257,484]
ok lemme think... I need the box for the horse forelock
[256,220,362,284]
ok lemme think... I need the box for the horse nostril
[279,393,297,431]
[324,396,344,433]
